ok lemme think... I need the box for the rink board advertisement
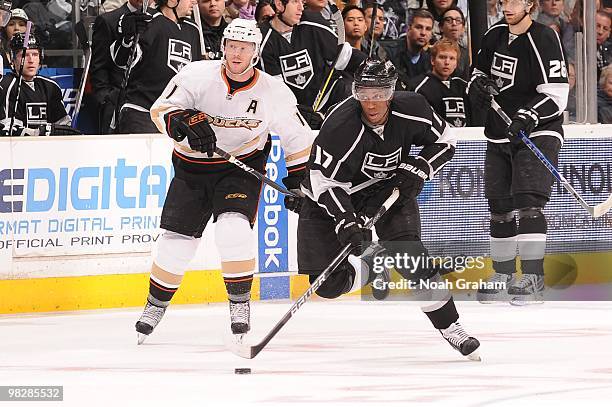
[1,128,612,311]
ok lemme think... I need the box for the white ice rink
[2,300,612,406]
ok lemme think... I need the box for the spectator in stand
[487,0,504,27]
[0,8,28,71]
[536,0,576,62]
[439,6,468,80]
[361,2,387,59]
[388,8,434,88]
[255,0,276,23]
[224,0,254,22]
[343,5,366,50]
[198,0,228,59]
[91,0,154,134]
[598,64,612,123]
[597,10,612,78]
[425,0,456,40]
[305,0,339,32]
[379,0,407,40]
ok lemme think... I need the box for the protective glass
[352,84,394,101]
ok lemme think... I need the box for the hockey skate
[509,273,544,306]
[439,322,481,361]
[477,272,515,303]
[363,242,389,300]
[135,301,166,345]
[229,300,250,343]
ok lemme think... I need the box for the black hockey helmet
[9,31,42,58]
[352,58,398,101]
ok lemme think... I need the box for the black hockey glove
[167,109,217,157]
[507,108,539,143]
[118,11,151,39]
[468,74,499,110]
[297,104,325,130]
[282,170,305,214]
[335,214,371,256]
[392,157,429,204]
[40,124,82,136]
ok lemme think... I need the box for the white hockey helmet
[221,18,262,73]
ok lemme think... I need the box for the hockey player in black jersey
[468,0,569,305]
[0,32,80,137]
[410,39,470,127]
[111,0,201,134]
[259,0,366,128]
[297,58,481,360]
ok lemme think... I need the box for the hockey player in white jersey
[137,18,314,344]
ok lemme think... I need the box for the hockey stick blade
[215,147,299,198]
[491,100,612,218]
[225,189,400,359]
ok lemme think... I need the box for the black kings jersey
[259,11,364,109]
[0,73,69,128]
[302,92,456,222]
[411,73,470,127]
[474,20,569,142]
[111,12,201,113]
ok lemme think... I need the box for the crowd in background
[1,0,611,133]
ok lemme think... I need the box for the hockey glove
[507,108,539,143]
[393,157,429,204]
[297,104,325,130]
[282,171,305,214]
[118,11,151,39]
[167,109,217,157]
[468,74,499,110]
[335,214,371,256]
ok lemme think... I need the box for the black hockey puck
[234,368,251,374]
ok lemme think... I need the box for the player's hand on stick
[468,74,499,110]
[118,11,152,39]
[168,109,217,157]
[507,108,539,143]
[335,214,370,255]
[297,104,325,130]
[393,157,429,203]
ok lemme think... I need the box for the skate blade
[510,294,544,306]
[467,350,482,361]
[137,333,148,345]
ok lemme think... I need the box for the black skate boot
[135,301,166,344]
[229,300,250,341]
[477,272,515,303]
[439,322,481,361]
[362,242,389,300]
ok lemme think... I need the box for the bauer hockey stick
[214,147,300,198]
[225,188,400,359]
[491,99,612,218]
[312,1,345,112]
[8,21,32,137]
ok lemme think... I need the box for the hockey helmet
[9,8,28,22]
[352,58,398,101]
[221,18,262,73]
[9,31,42,58]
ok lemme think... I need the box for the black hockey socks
[223,274,253,303]
[490,212,518,275]
[147,277,179,308]
[423,297,459,330]
[518,207,547,276]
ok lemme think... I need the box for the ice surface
[1,300,611,406]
